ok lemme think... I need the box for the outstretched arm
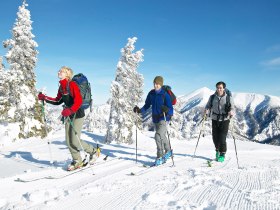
[39,91,63,105]
[140,91,152,113]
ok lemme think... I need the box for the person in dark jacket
[134,76,173,166]
[204,81,234,162]
[38,66,98,171]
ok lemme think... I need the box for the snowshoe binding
[88,146,101,165]
[67,160,84,171]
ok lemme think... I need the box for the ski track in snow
[28,156,280,210]
[0,130,280,210]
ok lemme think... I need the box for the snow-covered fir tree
[0,56,4,70]
[106,37,144,144]
[2,0,46,139]
[0,57,9,121]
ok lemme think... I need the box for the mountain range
[48,87,280,146]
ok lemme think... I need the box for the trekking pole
[40,93,54,166]
[134,109,143,164]
[163,112,175,166]
[230,118,240,169]
[193,113,207,158]
[136,123,138,164]
[66,117,88,163]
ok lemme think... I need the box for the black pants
[212,120,230,153]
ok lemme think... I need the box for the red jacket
[45,78,82,112]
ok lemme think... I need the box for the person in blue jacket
[134,76,173,166]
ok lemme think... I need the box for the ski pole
[134,108,143,164]
[40,93,54,166]
[136,123,138,164]
[230,118,240,169]
[193,113,207,158]
[163,112,175,166]
[134,108,139,164]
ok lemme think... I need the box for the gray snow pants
[155,120,171,158]
[65,117,94,162]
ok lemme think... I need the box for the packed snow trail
[0,153,48,178]
[0,129,280,210]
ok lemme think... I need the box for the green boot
[217,153,225,162]
[215,150,220,161]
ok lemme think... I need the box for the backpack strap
[210,93,231,112]
[211,94,231,119]
[225,94,231,113]
[59,80,72,97]
[162,91,165,105]
[162,89,170,106]
[67,81,74,97]
[210,94,215,109]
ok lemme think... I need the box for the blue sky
[1,0,280,105]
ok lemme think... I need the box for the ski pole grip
[39,92,45,105]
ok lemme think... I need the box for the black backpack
[210,88,231,113]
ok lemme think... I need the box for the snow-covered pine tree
[0,56,9,121]
[2,0,46,139]
[0,56,4,70]
[106,37,144,144]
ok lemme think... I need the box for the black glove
[133,106,141,113]
[161,105,169,113]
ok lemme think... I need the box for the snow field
[0,129,279,210]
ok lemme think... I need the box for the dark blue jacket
[141,88,173,123]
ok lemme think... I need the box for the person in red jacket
[38,66,98,171]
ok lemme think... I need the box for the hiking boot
[215,150,220,161]
[163,150,172,162]
[217,153,225,162]
[154,157,164,166]
[67,160,84,171]
[88,147,101,165]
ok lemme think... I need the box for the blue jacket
[141,88,173,123]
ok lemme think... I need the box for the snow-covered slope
[179,87,214,110]
[0,129,279,209]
